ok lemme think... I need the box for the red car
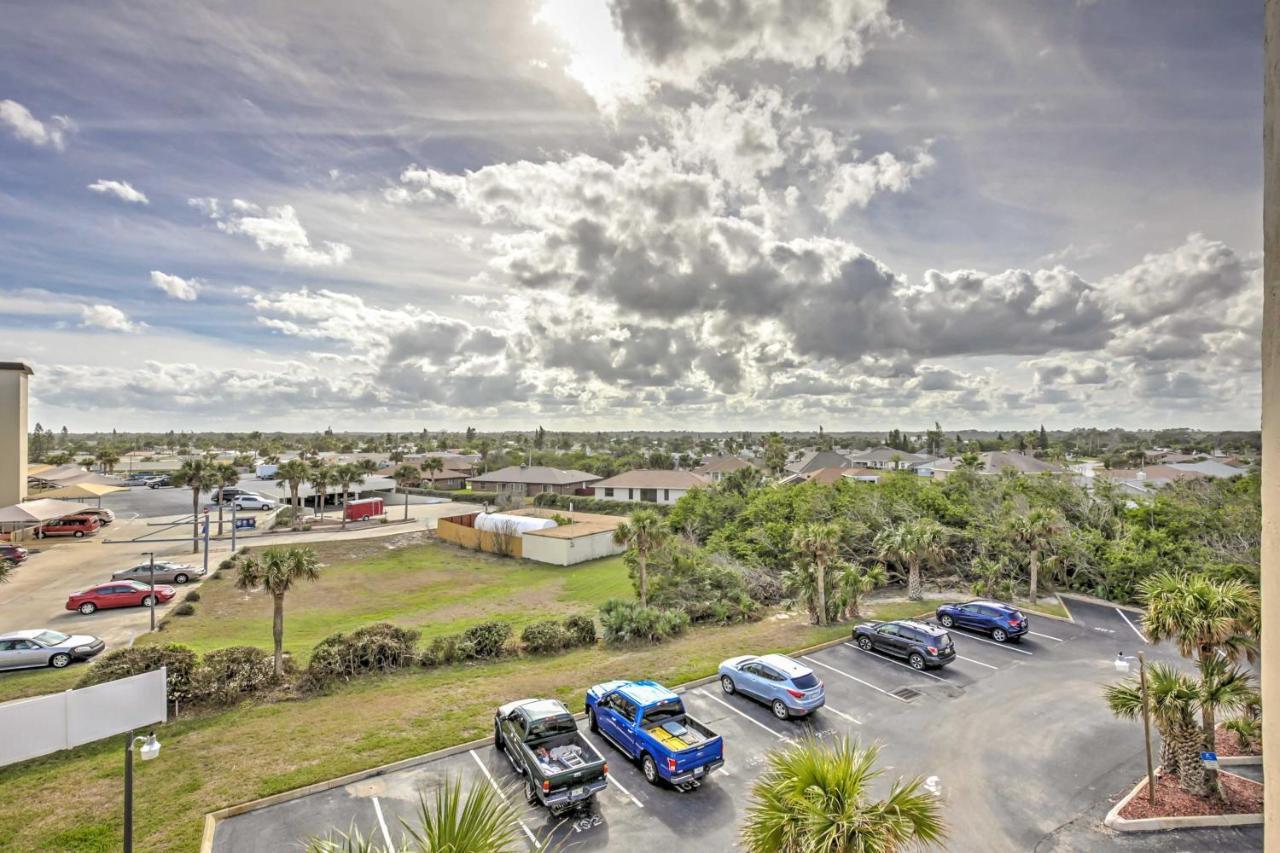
[37,515,102,539]
[66,580,176,614]
[0,544,28,563]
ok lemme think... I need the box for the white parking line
[697,689,792,740]
[801,655,910,704]
[956,654,998,671]
[821,704,863,725]
[1116,608,1150,644]
[371,796,393,850]
[1029,630,1064,642]
[577,732,644,807]
[468,750,539,847]
[948,633,1034,656]
[844,643,947,682]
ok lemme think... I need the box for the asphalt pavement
[212,597,1259,852]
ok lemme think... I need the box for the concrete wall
[0,364,30,508]
[521,529,626,566]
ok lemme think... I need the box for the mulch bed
[1118,771,1263,820]
[1214,723,1261,757]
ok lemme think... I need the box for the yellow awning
[27,463,54,476]
[32,482,127,499]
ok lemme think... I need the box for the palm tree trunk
[191,489,201,554]
[1029,548,1039,603]
[1176,725,1209,795]
[341,483,349,529]
[272,593,285,678]
[815,558,827,626]
[1198,648,1223,800]
[638,554,648,608]
[907,560,922,601]
[317,487,325,520]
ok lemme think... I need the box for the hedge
[402,487,499,504]
[598,599,690,644]
[76,644,199,703]
[308,623,421,685]
[533,493,671,516]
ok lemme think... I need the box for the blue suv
[718,653,825,720]
[936,599,1029,642]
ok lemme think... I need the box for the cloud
[190,197,352,266]
[88,179,150,204]
[79,304,143,333]
[0,99,71,150]
[820,148,935,219]
[149,270,200,301]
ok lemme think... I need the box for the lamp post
[123,731,161,852]
[230,501,239,551]
[1116,651,1157,805]
[201,511,210,576]
[139,552,157,631]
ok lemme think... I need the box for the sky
[0,0,1263,433]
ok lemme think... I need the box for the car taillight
[786,688,805,699]
[542,779,550,793]
[1009,619,1020,626]
[927,646,938,655]
[603,762,608,775]
[667,757,677,772]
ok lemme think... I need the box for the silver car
[111,560,206,585]
[0,629,105,671]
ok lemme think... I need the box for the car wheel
[587,707,598,732]
[73,531,85,538]
[771,699,790,720]
[78,602,97,614]
[49,653,71,669]
[857,636,873,651]
[524,779,538,804]
[720,675,736,695]
[174,573,189,584]
[939,614,954,628]
[641,754,659,786]
[361,515,370,521]
[141,595,154,606]
[909,653,926,670]
[992,628,1008,642]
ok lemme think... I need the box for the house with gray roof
[466,465,600,498]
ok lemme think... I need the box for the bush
[532,492,670,516]
[405,487,498,504]
[598,599,690,644]
[193,646,275,703]
[307,623,421,685]
[463,621,513,659]
[173,602,197,616]
[521,620,571,654]
[77,644,198,703]
[218,558,235,571]
[420,633,476,667]
[183,590,201,603]
[641,540,761,624]
[563,614,597,647]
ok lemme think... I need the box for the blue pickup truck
[585,680,724,787]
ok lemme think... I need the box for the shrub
[183,590,201,603]
[193,646,276,703]
[173,602,197,616]
[307,623,421,685]
[462,621,512,659]
[77,644,198,703]
[218,558,235,571]
[420,633,476,667]
[563,614,597,647]
[598,599,690,644]
[521,620,571,654]
[532,492,670,516]
[642,541,761,624]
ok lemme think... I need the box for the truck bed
[645,716,715,751]
[524,731,599,775]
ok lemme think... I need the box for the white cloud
[190,197,352,267]
[79,304,143,333]
[820,148,935,219]
[149,270,200,301]
[0,99,70,150]
[88,179,150,204]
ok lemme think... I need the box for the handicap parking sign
[235,518,257,530]
[1201,751,1218,769]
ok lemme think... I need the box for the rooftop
[468,465,601,485]
[593,469,709,489]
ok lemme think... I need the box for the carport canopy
[31,482,125,500]
[0,498,96,527]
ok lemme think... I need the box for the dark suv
[936,600,1028,642]
[852,620,956,670]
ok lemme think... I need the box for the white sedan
[232,495,275,511]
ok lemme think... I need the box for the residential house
[466,465,600,498]
[592,469,709,505]
[377,465,469,490]
[784,449,854,476]
[929,451,1067,481]
[693,455,759,483]
[847,446,936,471]
[780,466,883,485]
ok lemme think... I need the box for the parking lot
[211,597,1262,852]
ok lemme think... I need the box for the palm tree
[1140,571,1260,798]
[1105,661,1204,791]
[236,546,320,678]
[307,776,525,852]
[1004,508,1065,603]
[275,459,310,530]
[741,737,946,853]
[789,522,843,626]
[172,459,221,554]
[95,447,120,474]
[0,557,15,584]
[835,562,887,620]
[357,458,379,476]
[421,457,444,488]
[334,463,367,530]
[613,508,667,608]
[309,462,337,521]
[875,518,951,601]
[392,464,421,490]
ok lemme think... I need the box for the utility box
[344,497,383,522]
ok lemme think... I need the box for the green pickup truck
[494,698,609,815]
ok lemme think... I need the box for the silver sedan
[0,629,105,671]
[111,560,206,584]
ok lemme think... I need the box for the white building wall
[592,486,690,505]
[521,529,627,566]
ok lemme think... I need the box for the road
[212,596,1261,852]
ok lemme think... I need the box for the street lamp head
[1114,653,1131,674]
[138,733,160,761]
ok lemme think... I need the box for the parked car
[66,580,176,614]
[0,544,29,563]
[852,619,956,670]
[936,599,1029,643]
[494,698,608,815]
[76,507,115,526]
[125,473,153,486]
[215,487,253,503]
[36,515,102,539]
[111,560,205,585]
[0,629,105,670]
[718,653,825,720]
[232,495,275,511]
[146,475,171,489]
[585,680,723,786]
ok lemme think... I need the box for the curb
[1102,769,1264,832]
[1057,591,1144,616]
[199,629,856,851]
[1219,754,1263,767]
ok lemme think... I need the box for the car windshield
[791,673,819,690]
[644,698,684,725]
[33,631,69,646]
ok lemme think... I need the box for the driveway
[212,597,1251,852]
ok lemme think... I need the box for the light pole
[1116,652,1157,805]
[201,511,210,576]
[139,552,157,631]
[230,501,239,551]
[123,731,161,852]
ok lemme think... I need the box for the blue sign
[235,518,257,530]
[1201,751,1218,768]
